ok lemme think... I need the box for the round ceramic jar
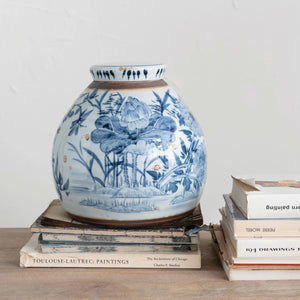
[52,64,207,226]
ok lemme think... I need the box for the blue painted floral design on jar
[52,64,207,226]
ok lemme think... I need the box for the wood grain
[0,229,300,299]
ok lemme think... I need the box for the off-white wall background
[0,0,299,227]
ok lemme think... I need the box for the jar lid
[90,64,166,82]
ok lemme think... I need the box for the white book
[20,234,201,269]
[221,217,300,258]
[230,250,300,265]
[223,194,300,238]
[211,227,300,281]
[230,176,300,219]
[221,261,300,281]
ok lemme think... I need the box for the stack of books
[20,200,203,269]
[212,176,300,281]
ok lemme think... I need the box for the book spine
[31,227,185,237]
[235,238,300,258]
[40,244,195,254]
[234,220,300,238]
[20,251,201,268]
[223,207,300,238]
[222,220,300,258]
[247,196,300,219]
[41,233,194,244]
[229,268,300,281]
[223,194,300,237]
[212,227,300,281]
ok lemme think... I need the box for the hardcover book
[230,176,300,219]
[223,194,300,238]
[211,226,300,281]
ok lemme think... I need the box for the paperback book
[211,226,300,281]
[39,234,198,254]
[40,233,195,244]
[220,215,300,258]
[221,228,300,266]
[223,194,300,238]
[21,199,203,269]
[230,176,300,219]
[20,233,201,268]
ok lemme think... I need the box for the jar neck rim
[90,64,166,82]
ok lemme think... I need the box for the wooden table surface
[0,229,299,300]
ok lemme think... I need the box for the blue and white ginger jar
[52,64,207,226]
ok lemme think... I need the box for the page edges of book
[230,178,249,218]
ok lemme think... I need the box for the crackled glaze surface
[52,65,207,223]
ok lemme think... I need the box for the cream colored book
[230,176,300,219]
[221,225,300,265]
[20,234,201,269]
[223,194,300,238]
[211,226,300,281]
[221,217,300,258]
